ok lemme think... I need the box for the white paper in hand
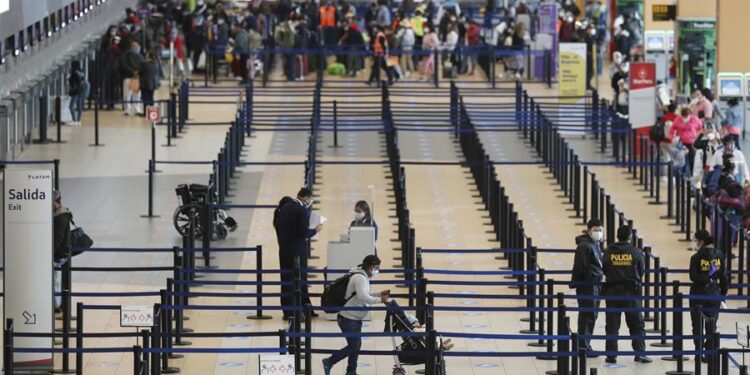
[309,212,327,229]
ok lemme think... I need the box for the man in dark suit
[276,188,323,320]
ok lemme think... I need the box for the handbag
[70,220,93,254]
[128,77,140,92]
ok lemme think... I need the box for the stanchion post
[4,319,14,375]
[556,301,570,375]
[304,304,312,375]
[90,94,104,146]
[249,246,272,320]
[54,159,60,190]
[75,303,83,375]
[54,96,65,143]
[141,160,159,218]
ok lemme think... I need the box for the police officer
[689,230,728,362]
[602,225,652,364]
[571,218,604,354]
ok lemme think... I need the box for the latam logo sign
[630,63,656,91]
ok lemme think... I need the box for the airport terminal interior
[4,0,750,374]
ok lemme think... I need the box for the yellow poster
[558,43,587,99]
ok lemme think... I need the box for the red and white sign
[146,106,161,123]
[629,62,657,129]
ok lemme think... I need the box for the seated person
[349,200,379,240]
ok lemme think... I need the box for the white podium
[326,227,376,320]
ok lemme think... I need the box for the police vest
[320,6,336,28]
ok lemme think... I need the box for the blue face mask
[132,47,141,54]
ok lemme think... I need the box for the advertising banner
[4,169,53,368]
[559,43,587,98]
[629,62,657,129]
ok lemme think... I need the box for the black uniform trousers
[604,284,646,354]
[689,297,720,352]
[576,285,601,350]
[279,244,312,318]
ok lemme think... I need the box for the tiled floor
[1,62,749,375]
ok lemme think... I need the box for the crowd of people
[90,0,611,94]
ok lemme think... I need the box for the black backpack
[649,121,666,143]
[68,72,82,96]
[321,272,358,314]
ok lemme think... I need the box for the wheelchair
[173,184,237,240]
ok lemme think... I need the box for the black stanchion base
[503,275,516,280]
[650,342,672,347]
[247,315,273,320]
[308,274,319,279]
[162,144,177,147]
[660,215,675,220]
[54,327,77,333]
[33,139,53,145]
[51,140,68,144]
[194,255,216,260]
[508,285,520,290]
[665,371,693,375]
[520,317,531,322]
[145,169,163,173]
[173,316,190,321]
[193,274,206,279]
[395,284,410,289]
[528,342,547,347]
[173,340,193,346]
[678,239,692,243]
[545,369,559,374]
[394,274,406,279]
[309,255,320,260]
[89,143,106,147]
[415,370,425,374]
[328,145,343,149]
[141,214,161,218]
[161,366,180,373]
[55,315,77,321]
[648,201,665,205]
[168,354,184,359]
[662,356,690,362]
[393,256,403,261]
[51,368,77,374]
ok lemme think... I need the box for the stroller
[384,301,446,375]
[173,184,237,240]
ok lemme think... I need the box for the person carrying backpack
[322,255,389,375]
[67,61,87,125]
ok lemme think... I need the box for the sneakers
[634,356,653,363]
[605,356,617,364]
[322,358,332,375]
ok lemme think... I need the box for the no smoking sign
[146,106,161,123]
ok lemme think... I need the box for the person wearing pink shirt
[689,89,713,120]
[670,106,703,173]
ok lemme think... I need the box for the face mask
[371,269,380,277]
[682,116,690,122]
[707,132,716,141]
[590,231,603,242]
[132,47,141,54]
[354,211,366,221]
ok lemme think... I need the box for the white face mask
[707,132,716,141]
[354,211,366,221]
[590,231,603,242]
[371,269,380,277]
